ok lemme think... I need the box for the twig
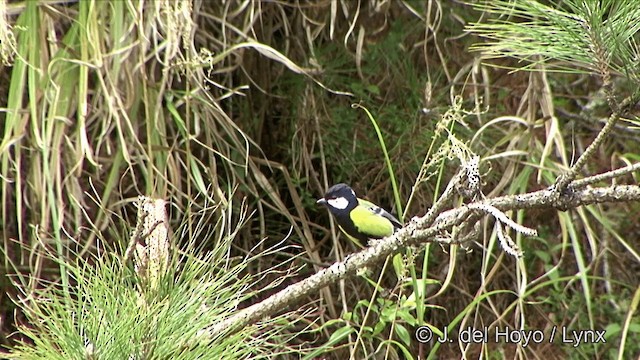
[555,94,638,191]
[422,167,465,226]
[554,21,627,191]
[572,162,640,189]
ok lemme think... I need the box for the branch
[554,18,640,192]
[206,183,640,339]
[572,162,640,189]
[555,94,639,191]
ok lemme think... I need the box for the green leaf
[394,324,412,347]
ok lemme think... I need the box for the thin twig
[422,167,465,226]
[572,162,640,189]
[555,94,639,191]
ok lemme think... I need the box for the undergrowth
[1,0,639,359]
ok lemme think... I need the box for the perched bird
[317,183,402,246]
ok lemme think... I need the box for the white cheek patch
[327,197,349,210]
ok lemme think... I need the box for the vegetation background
[1,0,639,359]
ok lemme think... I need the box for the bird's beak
[316,198,327,206]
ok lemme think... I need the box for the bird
[317,183,402,246]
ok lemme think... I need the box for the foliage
[1,0,639,359]
[9,198,304,359]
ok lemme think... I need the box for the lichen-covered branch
[206,183,640,338]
